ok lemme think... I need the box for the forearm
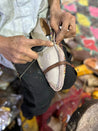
[48,0,60,10]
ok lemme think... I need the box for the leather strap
[44,60,74,74]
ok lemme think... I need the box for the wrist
[49,0,61,10]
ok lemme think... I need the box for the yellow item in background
[78,0,88,6]
[77,13,91,27]
[92,91,98,99]
[20,111,39,131]
[62,89,70,94]
[76,24,80,34]
[75,64,93,76]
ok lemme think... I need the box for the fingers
[24,49,38,59]
[2,35,54,64]
[50,17,60,33]
[6,49,38,64]
[16,55,33,62]
[4,54,28,64]
[55,12,76,43]
[14,39,53,63]
[27,39,53,48]
[11,53,33,64]
[56,20,70,43]
[69,16,76,35]
[13,60,27,64]
[17,37,53,59]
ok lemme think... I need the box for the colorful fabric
[61,0,98,54]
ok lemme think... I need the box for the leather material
[14,40,77,119]
[44,60,73,74]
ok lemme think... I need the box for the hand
[50,8,76,44]
[0,35,53,64]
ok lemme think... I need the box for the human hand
[50,8,76,44]
[0,35,53,64]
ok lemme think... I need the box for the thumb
[56,31,65,44]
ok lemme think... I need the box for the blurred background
[0,0,98,131]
